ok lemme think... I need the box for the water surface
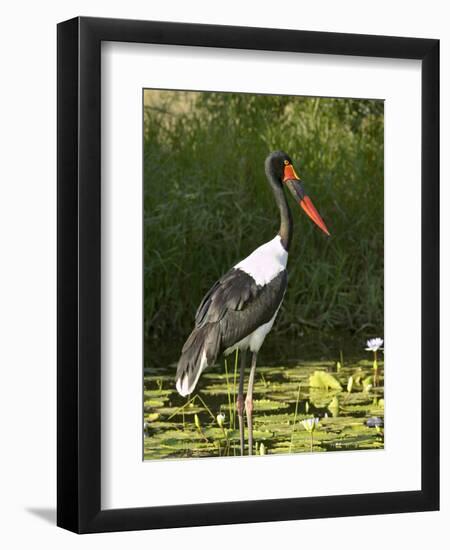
[144,342,384,460]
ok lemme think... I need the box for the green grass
[143,92,383,364]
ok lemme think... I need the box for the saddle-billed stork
[175,151,330,455]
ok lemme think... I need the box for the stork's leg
[236,350,247,456]
[245,352,258,456]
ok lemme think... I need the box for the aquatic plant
[216,413,225,428]
[194,413,201,430]
[143,357,384,460]
[347,375,354,393]
[309,370,342,390]
[289,382,302,453]
[366,416,383,428]
[328,396,340,417]
[365,338,383,352]
[365,337,383,387]
[216,412,229,453]
[301,417,320,451]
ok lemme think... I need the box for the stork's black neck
[267,173,293,251]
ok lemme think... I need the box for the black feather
[176,268,287,395]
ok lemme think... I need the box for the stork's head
[265,151,330,237]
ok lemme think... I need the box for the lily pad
[143,354,384,459]
[144,389,172,398]
[144,399,166,408]
[156,405,205,416]
[309,371,343,390]
[253,399,289,411]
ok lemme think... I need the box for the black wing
[194,268,287,352]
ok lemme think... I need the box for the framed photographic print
[57,17,439,533]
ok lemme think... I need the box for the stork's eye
[284,160,290,166]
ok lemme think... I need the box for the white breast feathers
[234,235,288,286]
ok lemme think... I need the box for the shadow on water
[143,332,384,460]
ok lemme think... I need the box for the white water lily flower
[301,417,319,433]
[216,413,225,428]
[365,338,384,352]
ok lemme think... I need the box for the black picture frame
[57,16,439,533]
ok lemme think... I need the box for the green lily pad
[156,405,205,416]
[142,354,384,459]
[201,384,235,396]
[144,389,173,398]
[309,371,343,390]
[144,399,166,408]
[253,399,289,411]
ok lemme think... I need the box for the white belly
[224,235,288,356]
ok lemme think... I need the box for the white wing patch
[234,235,288,286]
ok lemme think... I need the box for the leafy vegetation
[144,356,384,459]
[143,91,384,367]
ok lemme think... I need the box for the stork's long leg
[236,350,247,456]
[245,352,258,456]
